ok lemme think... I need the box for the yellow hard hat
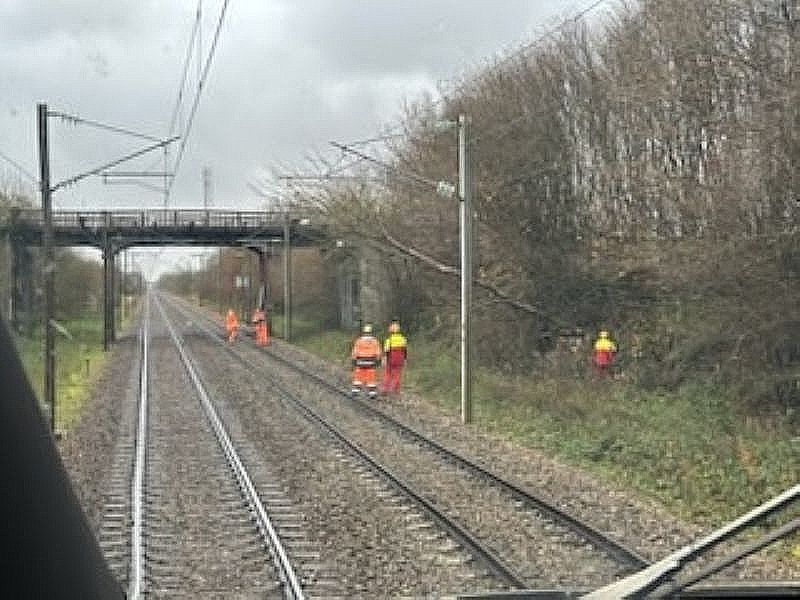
[599,330,609,338]
[362,323,373,334]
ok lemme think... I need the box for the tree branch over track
[376,225,544,317]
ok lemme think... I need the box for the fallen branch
[378,227,542,316]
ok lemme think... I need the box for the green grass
[270,312,341,345]
[16,317,108,431]
[294,328,800,530]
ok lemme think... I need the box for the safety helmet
[362,323,373,334]
[388,321,400,333]
[599,330,609,338]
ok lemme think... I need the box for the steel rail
[268,346,648,569]
[362,401,649,570]
[169,296,648,572]
[283,381,526,589]
[313,343,645,563]
[171,297,799,600]
[175,299,649,572]
[164,297,527,589]
[155,296,306,599]
[247,331,800,599]
[127,295,150,599]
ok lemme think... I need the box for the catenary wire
[168,0,231,195]
[142,0,220,279]
[168,0,204,138]
[0,148,38,184]
[336,0,613,148]
[326,0,618,192]
[47,111,165,143]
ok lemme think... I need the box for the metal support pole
[162,146,169,210]
[458,114,473,425]
[283,213,292,341]
[119,249,124,322]
[257,248,268,311]
[790,13,798,206]
[110,250,117,342]
[202,166,212,210]
[218,247,223,313]
[38,103,56,430]
[5,216,14,323]
[102,214,112,351]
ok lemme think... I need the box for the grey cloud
[1,2,120,42]
[0,0,573,212]
[277,0,548,78]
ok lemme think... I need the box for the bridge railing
[10,209,309,230]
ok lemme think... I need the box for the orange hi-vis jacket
[351,335,382,366]
[593,336,617,367]
[225,310,240,342]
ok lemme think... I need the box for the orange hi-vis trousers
[352,364,378,388]
[351,334,382,391]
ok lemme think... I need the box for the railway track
[161,296,521,595]
[167,296,649,591]
[79,295,798,597]
[94,295,337,598]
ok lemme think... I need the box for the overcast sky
[0,0,599,275]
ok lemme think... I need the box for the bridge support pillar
[282,214,292,341]
[10,240,34,334]
[257,249,268,310]
[250,246,274,334]
[102,213,115,350]
[103,246,112,350]
[110,252,116,342]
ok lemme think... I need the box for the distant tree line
[0,182,123,331]
[158,247,335,327]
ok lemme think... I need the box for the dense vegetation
[295,0,799,419]
[260,1,799,533]
[153,0,800,530]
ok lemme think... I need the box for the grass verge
[292,327,799,531]
[15,317,108,431]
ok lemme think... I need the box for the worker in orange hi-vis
[350,323,382,398]
[225,309,239,342]
[252,307,269,347]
